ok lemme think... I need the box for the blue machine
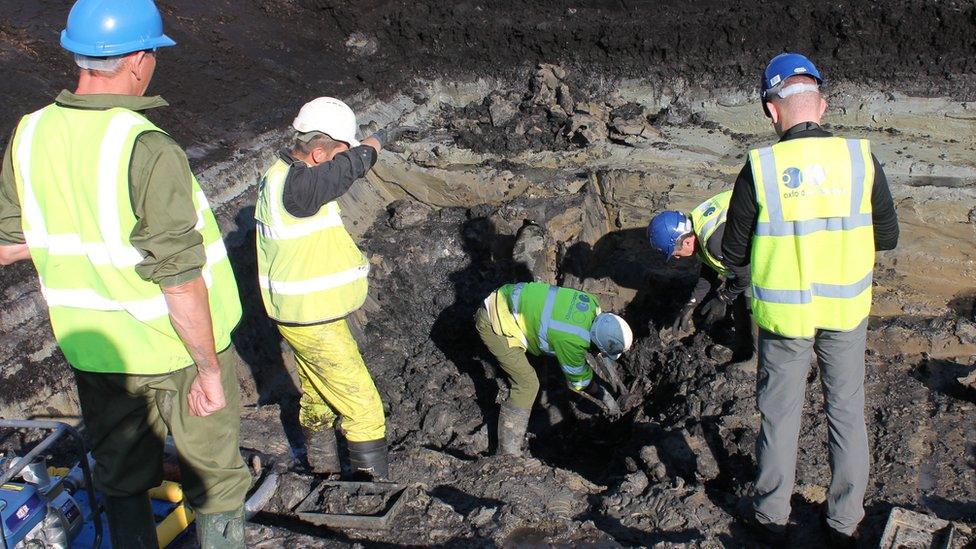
[0,483,47,547]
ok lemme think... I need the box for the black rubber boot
[105,493,159,549]
[347,438,389,480]
[303,426,341,474]
[496,402,531,456]
[197,506,245,549]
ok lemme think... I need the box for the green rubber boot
[497,403,531,456]
[105,493,159,549]
[196,506,245,549]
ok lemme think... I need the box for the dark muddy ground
[232,187,976,546]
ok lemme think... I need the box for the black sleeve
[869,155,899,251]
[721,162,757,268]
[282,145,377,218]
[690,267,719,304]
[708,224,750,296]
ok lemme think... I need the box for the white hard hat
[292,97,360,147]
[590,313,633,360]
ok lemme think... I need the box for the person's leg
[732,292,756,362]
[277,319,387,478]
[475,307,537,455]
[74,369,164,549]
[752,329,814,527]
[814,320,869,536]
[154,351,250,548]
[474,307,539,410]
[278,323,341,473]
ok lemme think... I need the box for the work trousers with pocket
[474,307,540,410]
[752,319,869,535]
[74,349,251,515]
[277,318,386,442]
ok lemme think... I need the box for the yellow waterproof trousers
[277,319,386,442]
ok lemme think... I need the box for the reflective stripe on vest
[749,137,875,337]
[509,282,526,315]
[12,105,241,374]
[255,158,369,324]
[691,190,732,277]
[536,286,592,355]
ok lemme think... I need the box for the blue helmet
[647,211,693,260]
[60,0,176,57]
[760,53,823,116]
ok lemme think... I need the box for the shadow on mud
[226,205,303,451]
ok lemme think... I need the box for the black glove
[700,291,733,326]
[671,300,697,333]
[357,120,380,141]
[372,126,420,148]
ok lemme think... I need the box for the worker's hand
[700,292,731,327]
[187,368,226,417]
[358,120,381,141]
[583,380,621,416]
[372,126,420,149]
[671,300,697,333]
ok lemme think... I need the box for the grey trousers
[752,319,869,535]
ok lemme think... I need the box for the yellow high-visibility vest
[255,158,368,324]
[691,190,732,277]
[749,137,875,338]
[11,105,241,374]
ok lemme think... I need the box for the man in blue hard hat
[722,53,899,545]
[0,0,249,547]
[647,191,753,364]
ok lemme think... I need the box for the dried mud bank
[2,67,976,546]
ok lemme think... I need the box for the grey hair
[74,54,127,74]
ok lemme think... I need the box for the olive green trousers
[475,307,540,410]
[74,349,250,514]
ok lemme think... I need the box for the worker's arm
[162,277,224,416]
[281,144,378,218]
[554,339,593,391]
[721,162,757,286]
[0,243,29,265]
[869,155,899,251]
[0,132,28,259]
[706,224,749,296]
[128,133,223,416]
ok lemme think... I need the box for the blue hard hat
[761,52,823,93]
[759,53,823,117]
[60,0,176,57]
[647,211,692,260]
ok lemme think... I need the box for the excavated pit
[1,1,975,547]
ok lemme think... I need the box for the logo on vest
[703,206,717,216]
[781,164,838,198]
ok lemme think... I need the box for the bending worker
[476,282,633,455]
[0,0,250,546]
[647,191,753,363]
[723,53,898,545]
[256,97,411,479]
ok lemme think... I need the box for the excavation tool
[880,507,955,548]
[295,481,409,530]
